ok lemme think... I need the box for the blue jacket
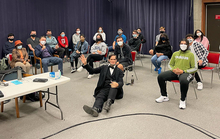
[75,41,88,54]
[35,44,54,59]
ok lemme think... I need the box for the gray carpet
[0,55,220,139]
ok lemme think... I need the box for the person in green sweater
[155,38,197,109]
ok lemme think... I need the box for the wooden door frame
[201,0,220,35]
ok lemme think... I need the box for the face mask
[17,45,22,49]
[118,31,122,34]
[187,39,193,43]
[31,34,36,37]
[76,31,80,34]
[47,34,52,36]
[61,34,65,37]
[96,38,101,41]
[137,31,141,34]
[160,37,166,41]
[197,32,202,36]
[117,41,123,46]
[180,44,188,51]
[40,41,46,45]
[9,38,14,41]
[133,34,137,38]
[160,31,164,33]
[99,30,102,33]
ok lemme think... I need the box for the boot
[103,99,113,112]
[83,105,99,117]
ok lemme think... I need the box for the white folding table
[0,73,70,119]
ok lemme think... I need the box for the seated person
[77,34,107,79]
[3,33,15,57]
[109,28,126,51]
[10,40,31,73]
[93,27,106,42]
[128,30,142,52]
[114,36,133,72]
[150,33,172,74]
[137,28,146,43]
[194,29,209,50]
[57,31,69,61]
[70,34,88,73]
[26,30,40,55]
[156,39,197,109]
[35,36,63,75]
[155,26,167,46]
[80,54,124,117]
[72,28,81,48]
[46,29,65,58]
[186,34,209,90]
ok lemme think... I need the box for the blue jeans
[108,46,114,52]
[151,54,168,69]
[42,57,63,75]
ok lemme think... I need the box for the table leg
[15,98,19,118]
[39,91,43,107]
[23,95,26,103]
[1,102,4,112]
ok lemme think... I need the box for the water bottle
[17,67,22,80]
[131,74,134,85]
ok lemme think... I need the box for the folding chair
[199,52,220,88]
[170,79,198,99]
[125,51,138,83]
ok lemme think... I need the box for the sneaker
[179,100,186,109]
[197,82,203,90]
[154,67,158,71]
[83,105,99,117]
[158,67,162,74]
[87,74,94,79]
[155,96,169,103]
[77,66,83,72]
[71,69,76,73]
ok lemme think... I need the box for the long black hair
[96,34,104,43]
[194,29,204,42]
[158,33,170,45]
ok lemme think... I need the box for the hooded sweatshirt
[168,50,197,74]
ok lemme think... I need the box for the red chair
[137,43,143,66]
[199,52,220,88]
[125,51,138,83]
[170,80,197,99]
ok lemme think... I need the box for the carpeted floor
[0,55,220,139]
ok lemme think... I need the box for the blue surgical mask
[61,34,65,37]
[17,45,22,49]
[99,30,102,33]
[133,34,137,38]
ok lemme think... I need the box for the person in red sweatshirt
[57,31,69,61]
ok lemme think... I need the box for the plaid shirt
[191,41,209,66]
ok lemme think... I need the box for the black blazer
[83,64,124,99]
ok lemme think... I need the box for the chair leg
[151,62,152,73]
[211,70,213,88]
[139,56,143,66]
[126,70,128,83]
[1,102,4,112]
[172,82,177,94]
[35,67,37,75]
[191,81,198,99]
[133,68,138,80]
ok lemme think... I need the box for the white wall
[194,0,202,32]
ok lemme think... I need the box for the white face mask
[117,41,123,46]
[76,31,80,34]
[197,32,202,36]
[118,31,122,34]
[180,44,188,51]
[40,41,46,45]
[187,39,193,43]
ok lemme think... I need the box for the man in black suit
[79,54,124,117]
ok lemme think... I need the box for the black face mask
[8,38,14,41]
[31,34,36,37]
[96,38,101,42]
[160,31,164,33]
[160,37,166,41]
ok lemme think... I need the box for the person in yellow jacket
[155,38,197,109]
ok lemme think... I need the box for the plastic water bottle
[17,67,22,80]
[131,74,134,85]
[55,70,61,80]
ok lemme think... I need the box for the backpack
[0,58,8,70]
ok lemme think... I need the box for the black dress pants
[93,87,118,112]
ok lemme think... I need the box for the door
[206,4,220,52]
